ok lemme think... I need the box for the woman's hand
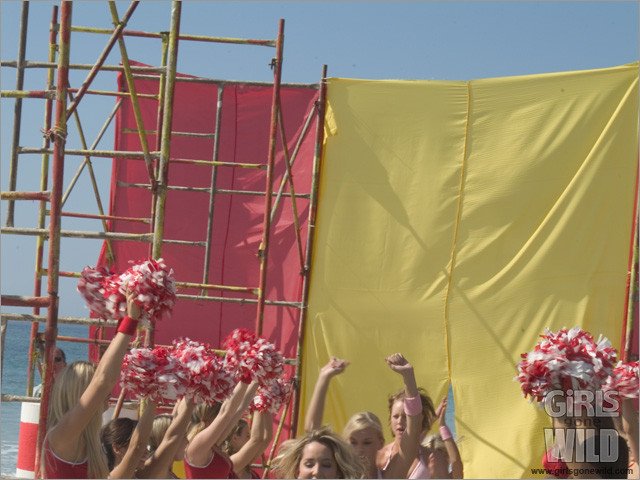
[305,357,350,432]
[319,356,350,379]
[125,288,142,320]
[435,396,449,426]
[385,353,414,377]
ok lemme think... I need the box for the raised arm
[186,381,253,466]
[435,396,463,479]
[218,380,260,444]
[383,353,422,479]
[49,289,141,459]
[109,400,158,479]
[137,397,195,479]
[229,411,274,476]
[304,357,350,432]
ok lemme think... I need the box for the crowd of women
[39,289,469,479]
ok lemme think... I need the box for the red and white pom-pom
[224,329,259,383]
[172,337,213,370]
[603,361,639,399]
[77,259,176,324]
[103,273,127,322]
[119,258,176,323]
[251,376,293,414]
[224,329,258,354]
[121,348,156,399]
[244,339,285,386]
[223,329,284,385]
[154,346,190,401]
[194,354,236,404]
[77,266,113,320]
[172,338,236,403]
[120,346,189,403]
[515,327,617,404]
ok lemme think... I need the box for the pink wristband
[404,395,422,416]
[440,425,452,440]
[117,315,138,336]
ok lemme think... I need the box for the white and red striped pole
[16,402,40,478]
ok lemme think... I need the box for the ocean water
[1,321,89,477]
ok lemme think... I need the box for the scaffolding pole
[34,3,72,476]
[5,1,30,228]
[108,1,157,190]
[290,65,328,437]
[151,0,181,260]
[255,19,285,336]
[275,106,305,270]
[65,1,139,118]
[148,32,169,246]
[622,164,640,362]
[202,85,224,292]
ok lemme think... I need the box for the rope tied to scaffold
[40,126,67,143]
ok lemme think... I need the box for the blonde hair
[149,414,173,453]
[45,361,109,479]
[187,402,221,443]
[342,412,384,443]
[222,418,249,456]
[387,388,436,433]
[271,426,365,479]
[422,433,446,453]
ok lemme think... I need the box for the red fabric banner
[91,63,318,436]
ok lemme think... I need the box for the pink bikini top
[381,446,431,479]
[408,448,431,480]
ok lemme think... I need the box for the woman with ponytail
[222,411,273,478]
[137,397,195,479]
[184,381,259,479]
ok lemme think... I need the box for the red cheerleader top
[42,434,89,479]
[184,446,233,479]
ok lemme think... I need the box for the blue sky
[1,0,638,314]
[1,1,638,85]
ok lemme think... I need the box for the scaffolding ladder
[0,1,327,476]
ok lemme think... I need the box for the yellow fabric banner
[299,63,638,478]
[449,64,638,478]
[300,79,468,439]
